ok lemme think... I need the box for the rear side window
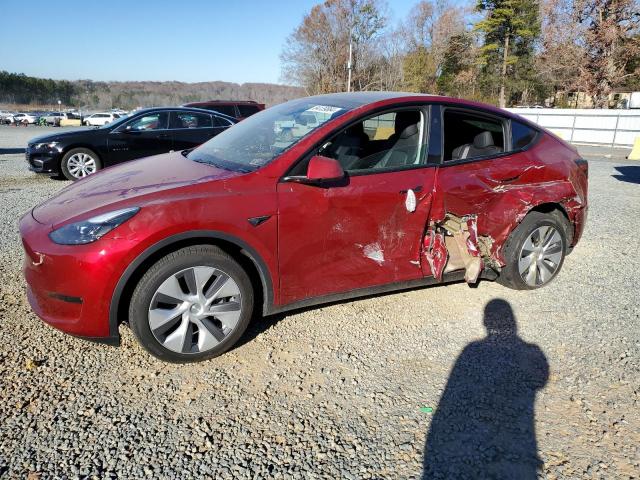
[214,116,233,127]
[170,112,212,129]
[443,109,505,161]
[237,104,260,117]
[511,120,538,149]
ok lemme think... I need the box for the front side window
[318,109,425,173]
[170,112,212,129]
[443,109,505,161]
[126,113,168,131]
[187,99,352,173]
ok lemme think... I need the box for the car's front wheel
[128,245,254,363]
[60,148,102,180]
[498,211,569,290]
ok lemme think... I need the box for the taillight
[574,158,588,177]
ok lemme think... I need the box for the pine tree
[475,0,541,107]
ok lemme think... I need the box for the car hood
[32,151,243,227]
[28,128,97,144]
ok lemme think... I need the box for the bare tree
[575,0,640,107]
[280,0,388,94]
[536,0,584,102]
[401,0,468,93]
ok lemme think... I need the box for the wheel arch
[527,202,573,245]
[109,231,274,343]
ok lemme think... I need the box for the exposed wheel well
[115,237,266,328]
[528,202,573,245]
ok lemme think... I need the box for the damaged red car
[20,92,588,362]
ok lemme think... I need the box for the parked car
[25,107,236,180]
[182,100,265,120]
[19,92,588,362]
[83,112,117,126]
[40,112,68,125]
[0,111,15,124]
[13,113,37,124]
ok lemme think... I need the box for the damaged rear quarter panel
[431,134,586,268]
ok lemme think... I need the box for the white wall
[506,108,640,147]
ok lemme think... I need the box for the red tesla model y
[20,92,588,362]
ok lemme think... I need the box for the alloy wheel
[148,266,242,354]
[66,153,97,178]
[518,225,564,287]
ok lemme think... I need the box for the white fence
[507,108,640,148]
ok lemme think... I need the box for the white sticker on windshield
[306,105,343,114]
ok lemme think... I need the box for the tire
[60,147,102,180]
[84,121,91,126]
[498,211,569,290]
[128,245,254,363]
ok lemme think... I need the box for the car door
[107,111,172,164]
[277,107,437,305]
[169,111,220,150]
[429,106,545,267]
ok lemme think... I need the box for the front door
[107,111,172,164]
[277,107,436,305]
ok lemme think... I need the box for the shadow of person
[422,299,549,480]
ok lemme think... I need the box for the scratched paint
[362,243,385,265]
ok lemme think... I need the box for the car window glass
[362,112,396,140]
[511,120,537,149]
[188,99,352,172]
[171,112,212,129]
[127,113,167,131]
[318,109,425,174]
[203,105,236,117]
[214,116,233,127]
[443,109,505,161]
[237,105,260,117]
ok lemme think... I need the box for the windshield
[187,98,351,172]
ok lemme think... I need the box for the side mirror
[282,155,345,186]
[306,155,345,181]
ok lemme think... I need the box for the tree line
[280,0,640,108]
[0,71,304,110]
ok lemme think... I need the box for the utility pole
[346,26,353,92]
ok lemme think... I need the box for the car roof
[130,106,237,122]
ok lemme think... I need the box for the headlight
[49,207,140,245]
[32,141,59,150]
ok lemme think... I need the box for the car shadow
[612,165,640,184]
[422,298,549,480]
[0,148,25,154]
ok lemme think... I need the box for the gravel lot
[0,125,638,478]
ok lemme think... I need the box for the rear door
[277,106,436,305]
[107,111,172,163]
[429,106,544,270]
[170,111,217,150]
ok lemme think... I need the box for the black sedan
[26,107,236,180]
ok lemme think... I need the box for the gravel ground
[0,124,638,478]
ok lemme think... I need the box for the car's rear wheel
[128,245,254,363]
[498,211,569,290]
[60,148,102,180]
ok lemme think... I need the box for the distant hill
[0,71,306,110]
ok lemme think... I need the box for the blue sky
[0,0,431,85]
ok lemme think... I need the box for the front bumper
[25,146,63,174]
[19,211,127,345]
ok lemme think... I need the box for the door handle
[399,185,423,194]
[490,174,521,184]
[158,133,170,138]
